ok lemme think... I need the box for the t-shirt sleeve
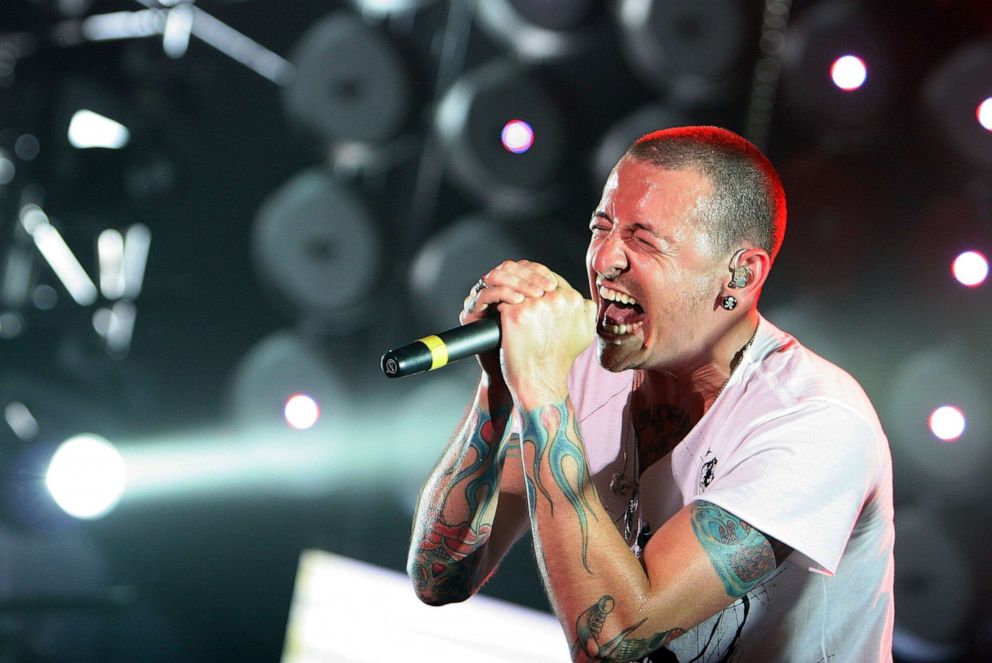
[693,398,879,575]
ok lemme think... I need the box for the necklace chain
[610,322,760,547]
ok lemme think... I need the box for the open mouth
[597,284,646,336]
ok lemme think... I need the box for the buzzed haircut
[627,126,787,262]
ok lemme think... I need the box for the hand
[497,271,597,409]
[461,260,560,380]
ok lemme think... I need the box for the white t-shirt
[566,315,894,662]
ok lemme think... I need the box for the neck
[639,310,760,413]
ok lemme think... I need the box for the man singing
[407,126,894,662]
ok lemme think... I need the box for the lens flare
[284,393,320,430]
[45,434,126,519]
[978,98,992,132]
[929,405,966,442]
[500,119,535,154]
[952,250,988,287]
[830,55,867,91]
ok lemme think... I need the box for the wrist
[511,381,570,412]
[478,374,513,418]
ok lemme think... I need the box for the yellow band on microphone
[418,334,448,371]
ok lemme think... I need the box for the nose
[589,229,628,280]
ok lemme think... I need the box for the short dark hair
[627,126,787,262]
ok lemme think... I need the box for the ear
[722,247,770,309]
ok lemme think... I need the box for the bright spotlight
[830,55,867,91]
[952,250,988,287]
[45,434,126,519]
[67,109,130,150]
[284,393,320,431]
[978,98,992,132]
[929,405,966,442]
[500,119,535,154]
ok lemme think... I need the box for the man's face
[585,156,725,374]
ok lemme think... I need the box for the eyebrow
[591,211,675,247]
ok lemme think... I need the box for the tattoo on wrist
[690,500,777,597]
[571,594,685,661]
[520,400,597,572]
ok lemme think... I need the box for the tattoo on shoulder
[690,500,777,597]
[571,595,685,661]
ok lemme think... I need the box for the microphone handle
[381,318,501,378]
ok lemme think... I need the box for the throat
[630,375,704,470]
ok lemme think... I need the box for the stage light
[952,250,988,287]
[590,104,689,187]
[229,330,349,432]
[45,434,126,520]
[979,97,992,131]
[253,170,382,329]
[780,3,894,144]
[929,405,966,442]
[476,0,602,61]
[435,60,565,212]
[500,119,534,154]
[830,54,867,91]
[885,344,991,499]
[283,12,411,144]
[618,0,753,105]
[284,394,320,431]
[4,401,39,441]
[67,109,130,150]
[409,214,528,332]
[921,40,992,172]
[893,508,975,660]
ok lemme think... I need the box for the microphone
[381,317,501,378]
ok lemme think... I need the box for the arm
[406,260,560,604]
[406,376,530,604]
[498,275,789,661]
[517,399,787,661]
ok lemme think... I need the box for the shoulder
[744,317,886,441]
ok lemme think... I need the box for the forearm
[517,398,685,662]
[407,375,514,604]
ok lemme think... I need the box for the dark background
[0,0,989,660]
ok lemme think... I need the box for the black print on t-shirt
[699,457,718,491]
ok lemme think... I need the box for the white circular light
[500,119,535,154]
[929,405,966,442]
[830,55,867,92]
[952,250,989,287]
[284,393,320,430]
[978,98,992,132]
[45,434,126,519]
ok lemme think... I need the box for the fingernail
[546,277,558,289]
[514,293,525,303]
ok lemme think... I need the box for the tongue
[603,302,645,325]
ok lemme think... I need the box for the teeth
[598,285,638,306]
[607,324,629,335]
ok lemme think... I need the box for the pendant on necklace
[610,472,636,497]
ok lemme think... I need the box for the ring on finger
[471,277,487,294]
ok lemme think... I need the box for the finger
[485,265,554,298]
[462,285,525,320]
[515,260,559,290]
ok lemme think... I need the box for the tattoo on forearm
[520,400,597,572]
[690,500,777,597]
[411,408,510,603]
[571,595,685,661]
